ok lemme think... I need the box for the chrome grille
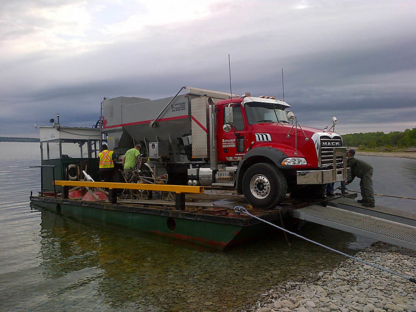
[320,136,343,168]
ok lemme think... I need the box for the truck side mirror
[287,111,295,122]
[329,116,338,132]
[223,124,232,132]
[225,106,233,123]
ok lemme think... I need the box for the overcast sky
[1,0,415,137]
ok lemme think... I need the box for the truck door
[218,105,248,162]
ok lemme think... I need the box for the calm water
[1,142,415,311]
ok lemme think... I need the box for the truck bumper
[296,167,348,185]
[296,147,348,185]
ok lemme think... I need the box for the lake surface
[1,142,415,311]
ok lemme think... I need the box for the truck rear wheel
[242,163,288,209]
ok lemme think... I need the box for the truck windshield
[245,103,290,125]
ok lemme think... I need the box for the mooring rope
[234,206,416,284]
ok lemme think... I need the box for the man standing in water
[345,149,375,208]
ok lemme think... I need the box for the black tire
[242,163,288,209]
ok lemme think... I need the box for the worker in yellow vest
[98,143,117,182]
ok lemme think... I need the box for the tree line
[343,128,416,149]
[0,137,40,142]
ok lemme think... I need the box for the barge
[29,123,416,251]
[30,124,305,249]
[30,85,350,249]
[30,190,290,250]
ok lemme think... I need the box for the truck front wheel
[242,163,288,209]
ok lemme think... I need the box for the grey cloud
[1,0,415,137]
[0,1,74,40]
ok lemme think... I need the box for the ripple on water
[2,143,414,311]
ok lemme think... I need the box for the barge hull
[30,196,281,250]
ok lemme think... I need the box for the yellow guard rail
[54,180,204,210]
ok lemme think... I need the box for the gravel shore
[248,150,416,312]
[251,243,416,312]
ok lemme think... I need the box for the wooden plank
[54,180,204,194]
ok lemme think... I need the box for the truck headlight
[281,158,307,166]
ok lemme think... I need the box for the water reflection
[39,210,101,280]
[36,208,359,311]
[403,160,416,180]
[5,143,406,311]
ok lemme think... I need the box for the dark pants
[99,169,114,182]
[360,168,375,204]
[326,183,334,195]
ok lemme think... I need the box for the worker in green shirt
[122,144,141,178]
[345,149,375,208]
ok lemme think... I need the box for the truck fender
[236,147,291,194]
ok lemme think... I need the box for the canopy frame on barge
[38,125,101,193]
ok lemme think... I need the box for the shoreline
[355,151,416,159]
[250,242,416,312]
[247,150,416,311]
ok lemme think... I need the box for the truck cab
[214,95,346,208]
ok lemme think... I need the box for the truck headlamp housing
[281,157,307,166]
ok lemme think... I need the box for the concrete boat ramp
[291,197,416,251]
[120,190,416,252]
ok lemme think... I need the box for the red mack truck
[102,86,347,209]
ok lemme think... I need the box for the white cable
[233,206,416,284]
